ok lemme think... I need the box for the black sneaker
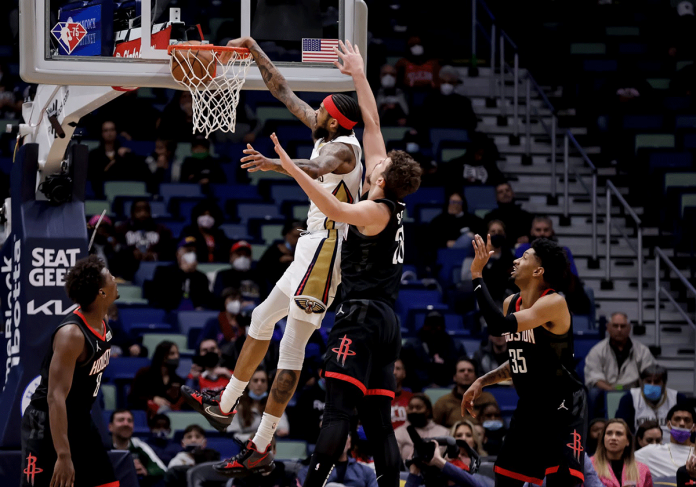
[213,440,275,477]
[180,385,236,432]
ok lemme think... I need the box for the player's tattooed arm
[478,361,512,386]
[241,142,354,179]
[228,37,317,130]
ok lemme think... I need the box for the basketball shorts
[21,405,118,487]
[323,299,401,398]
[494,386,588,486]
[277,229,342,327]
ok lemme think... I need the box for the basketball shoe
[180,385,236,432]
[214,440,275,477]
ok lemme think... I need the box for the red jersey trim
[366,389,395,399]
[325,371,366,394]
[95,482,120,487]
[494,466,543,486]
[73,308,106,341]
[515,288,556,312]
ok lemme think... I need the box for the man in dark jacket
[484,182,534,247]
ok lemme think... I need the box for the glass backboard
[20,0,367,91]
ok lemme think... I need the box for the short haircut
[183,424,206,437]
[487,219,506,233]
[130,198,151,218]
[456,356,478,376]
[640,364,667,383]
[610,312,629,322]
[410,392,434,415]
[530,238,569,291]
[532,215,553,227]
[667,404,696,422]
[330,93,362,137]
[148,413,171,429]
[221,287,241,302]
[383,150,422,200]
[64,255,107,308]
[635,420,662,441]
[110,409,133,423]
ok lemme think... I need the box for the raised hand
[333,40,364,78]
[240,143,275,172]
[270,133,294,173]
[470,234,494,278]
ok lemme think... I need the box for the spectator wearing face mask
[427,191,485,252]
[478,402,506,456]
[484,182,534,246]
[515,216,578,276]
[197,287,250,352]
[417,65,478,132]
[395,36,440,89]
[147,237,216,310]
[128,341,187,416]
[188,339,233,396]
[180,135,227,188]
[115,199,176,280]
[616,365,687,440]
[256,221,303,296]
[227,367,290,442]
[376,64,409,126]
[444,132,505,193]
[181,200,230,263]
[145,137,182,192]
[145,413,180,466]
[460,220,516,305]
[394,393,449,461]
[213,240,263,302]
[635,421,664,451]
[167,425,220,468]
[635,405,696,478]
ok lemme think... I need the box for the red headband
[323,95,357,130]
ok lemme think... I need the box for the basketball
[170,40,216,86]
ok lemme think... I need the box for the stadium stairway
[455,66,696,395]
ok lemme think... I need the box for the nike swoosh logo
[474,285,481,292]
[248,454,268,468]
[205,406,230,419]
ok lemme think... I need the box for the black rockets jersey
[31,309,112,416]
[504,291,582,399]
[339,195,405,306]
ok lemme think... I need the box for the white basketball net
[169,46,252,138]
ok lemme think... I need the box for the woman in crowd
[635,421,663,451]
[128,341,186,416]
[591,419,653,487]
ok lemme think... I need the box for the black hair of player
[530,238,569,291]
[64,255,107,309]
[383,150,422,200]
[331,93,362,137]
[151,340,177,371]
[183,424,206,437]
[666,403,696,422]
[109,409,133,424]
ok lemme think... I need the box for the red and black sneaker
[213,440,275,477]
[180,385,236,432]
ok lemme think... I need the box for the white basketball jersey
[630,387,679,443]
[306,133,363,234]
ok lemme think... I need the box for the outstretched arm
[228,37,317,130]
[271,133,390,232]
[240,142,354,179]
[334,41,387,193]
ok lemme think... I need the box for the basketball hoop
[167,43,252,138]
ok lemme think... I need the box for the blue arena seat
[402,187,445,215]
[648,151,693,173]
[103,357,150,382]
[270,184,309,205]
[574,338,600,360]
[210,184,262,202]
[437,248,473,287]
[159,183,203,203]
[177,310,220,339]
[206,437,242,459]
[133,262,170,286]
[396,290,443,324]
[236,203,282,224]
[219,223,252,240]
[464,186,497,212]
[119,308,167,334]
[429,128,469,155]
[122,200,170,219]
[489,387,519,413]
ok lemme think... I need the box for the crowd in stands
[2,0,696,485]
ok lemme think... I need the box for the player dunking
[180,35,363,476]
[271,41,421,487]
[21,255,120,487]
[462,235,588,486]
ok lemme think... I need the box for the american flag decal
[302,38,340,63]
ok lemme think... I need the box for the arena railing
[472,0,641,326]
[654,247,696,392]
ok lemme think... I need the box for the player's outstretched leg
[358,395,401,487]
[303,378,363,487]
[214,317,315,476]
[181,286,290,431]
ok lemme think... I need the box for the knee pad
[277,317,315,370]
[248,287,290,341]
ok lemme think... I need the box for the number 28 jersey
[504,291,582,399]
[339,195,405,306]
[31,309,112,417]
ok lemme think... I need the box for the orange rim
[167,44,251,58]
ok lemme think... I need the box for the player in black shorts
[462,235,588,487]
[266,41,421,487]
[21,255,120,487]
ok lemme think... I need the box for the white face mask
[406,142,420,153]
[410,44,424,56]
[381,74,396,88]
[197,214,215,229]
[226,300,241,315]
[232,256,251,272]
[182,251,197,265]
[440,83,455,96]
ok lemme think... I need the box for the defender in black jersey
[463,236,587,487]
[21,255,120,487]
[269,40,421,487]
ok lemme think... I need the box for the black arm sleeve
[472,277,518,337]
